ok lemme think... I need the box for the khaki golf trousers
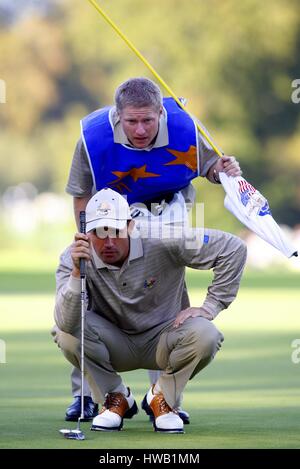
[56,312,224,408]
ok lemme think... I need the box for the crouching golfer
[54,188,247,433]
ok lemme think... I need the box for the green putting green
[1,269,300,448]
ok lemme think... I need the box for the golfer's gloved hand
[71,232,91,277]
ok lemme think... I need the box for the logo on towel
[238,180,271,216]
[144,277,156,289]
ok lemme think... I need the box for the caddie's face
[89,226,130,267]
[119,105,162,149]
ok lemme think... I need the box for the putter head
[59,428,85,440]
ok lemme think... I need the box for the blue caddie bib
[81,97,198,204]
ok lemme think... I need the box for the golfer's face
[119,105,161,148]
[89,227,130,267]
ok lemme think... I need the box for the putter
[60,211,87,440]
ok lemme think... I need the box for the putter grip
[79,211,86,277]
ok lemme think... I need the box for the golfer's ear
[128,219,135,235]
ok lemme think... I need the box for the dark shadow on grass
[1,270,299,294]
[0,272,55,294]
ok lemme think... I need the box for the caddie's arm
[74,196,92,230]
[207,156,242,184]
[66,138,93,229]
[196,123,242,183]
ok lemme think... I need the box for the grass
[1,268,300,448]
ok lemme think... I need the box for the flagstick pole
[86,0,223,157]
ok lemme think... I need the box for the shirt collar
[110,105,169,150]
[91,230,144,270]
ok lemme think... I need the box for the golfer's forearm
[203,236,247,317]
[54,276,81,333]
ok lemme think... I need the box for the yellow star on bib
[164,145,197,172]
[108,165,160,192]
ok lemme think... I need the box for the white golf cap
[85,188,132,232]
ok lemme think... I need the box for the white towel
[219,172,298,258]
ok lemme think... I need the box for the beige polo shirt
[54,227,247,335]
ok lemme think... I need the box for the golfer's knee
[184,318,224,360]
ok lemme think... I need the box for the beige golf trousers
[55,312,224,408]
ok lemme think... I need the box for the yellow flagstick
[86,0,223,157]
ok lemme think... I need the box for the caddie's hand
[173,307,214,328]
[71,233,91,277]
[215,155,242,178]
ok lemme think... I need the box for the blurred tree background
[1,3,300,449]
[0,0,300,237]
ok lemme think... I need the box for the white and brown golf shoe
[91,388,138,432]
[146,386,184,434]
